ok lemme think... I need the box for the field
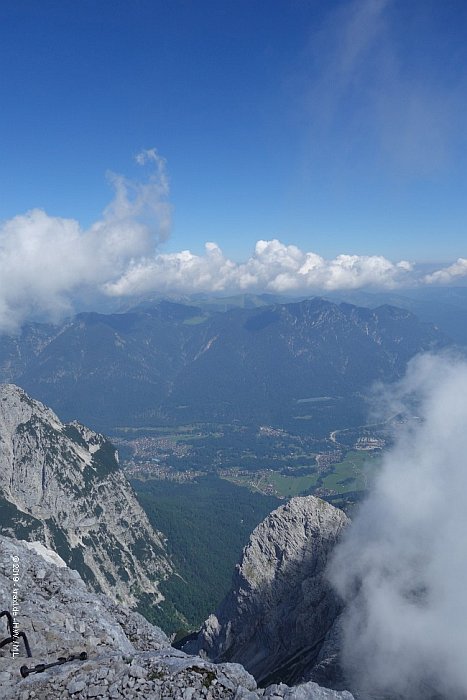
[223,469,320,498]
[219,450,380,500]
[320,450,380,494]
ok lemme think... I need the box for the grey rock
[0,534,354,699]
[284,682,354,699]
[186,497,350,687]
[263,684,288,697]
[108,684,121,698]
[235,690,261,700]
[305,616,346,689]
[0,383,172,610]
[66,678,86,693]
[128,666,145,679]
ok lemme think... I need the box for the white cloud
[424,258,467,284]
[0,149,170,331]
[0,148,464,333]
[104,239,413,298]
[330,353,467,698]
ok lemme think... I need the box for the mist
[329,353,467,698]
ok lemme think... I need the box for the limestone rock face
[0,383,172,607]
[186,497,350,687]
[0,535,355,699]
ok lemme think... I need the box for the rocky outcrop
[0,384,172,610]
[185,497,350,688]
[0,535,355,699]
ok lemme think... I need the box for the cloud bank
[0,149,466,332]
[330,353,467,698]
[104,240,413,297]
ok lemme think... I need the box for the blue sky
[1,0,467,327]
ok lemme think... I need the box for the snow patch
[22,540,67,568]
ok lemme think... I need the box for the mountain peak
[187,496,350,687]
[0,385,172,610]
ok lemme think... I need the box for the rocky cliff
[185,497,350,688]
[0,535,355,699]
[0,383,172,611]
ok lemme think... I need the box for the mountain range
[0,297,448,432]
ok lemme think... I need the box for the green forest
[132,474,280,635]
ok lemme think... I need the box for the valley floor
[118,418,387,634]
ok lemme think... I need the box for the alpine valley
[0,294,462,699]
[0,296,449,431]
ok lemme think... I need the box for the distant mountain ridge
[325,287,467,346]
[0,298,448,430]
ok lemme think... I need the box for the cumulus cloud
[0,149,170,331]
[330,353,467,698]
[0,147,465,332]
[424,258,467,285]
[0,179,417,331]
[104,239,413,297]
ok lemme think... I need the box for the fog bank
[330,353,467,699]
